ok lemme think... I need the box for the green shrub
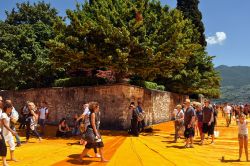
[53,77,106,87]
[129,76,166,91]
[144,81,158,90]
[157,85,165,91]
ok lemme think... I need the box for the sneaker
[184,144,190,148]
[95,153,101,158]
[199,141,204,145]
[189,144,194,148]
[210,141,214,145]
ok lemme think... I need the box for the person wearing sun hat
[173,104,184,142]
[183,99,196,148]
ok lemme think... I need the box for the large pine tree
[177,0,206,47]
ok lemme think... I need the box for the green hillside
[215,65,250,103]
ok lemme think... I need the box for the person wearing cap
[173,104,184,142]
[183,99,196,148]
[200,99,215,145]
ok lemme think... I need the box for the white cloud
[206,32,227,45]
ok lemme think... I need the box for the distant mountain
[214,65,250,104]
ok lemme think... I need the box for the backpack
[136,108,145,122]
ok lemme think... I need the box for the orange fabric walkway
[3,113,250,166]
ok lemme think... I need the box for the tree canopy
[0,0,220,98]
[0,1,61,89]
[177,0,207,47]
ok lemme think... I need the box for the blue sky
[0,0,249,67]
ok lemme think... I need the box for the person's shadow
[166,145,186,149]
[66,154,99,165]
[220,158,240,163]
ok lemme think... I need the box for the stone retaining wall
[0,84,187,129]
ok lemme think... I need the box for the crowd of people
[171,99,250,161]
[0,96,47,166]
[0,95,108,165]
[172,99,217,148]
[1,94,250,165]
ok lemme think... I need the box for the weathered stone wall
[0,84,187,130]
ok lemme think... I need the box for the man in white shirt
[223,102,232,127]
[38,101,49,136]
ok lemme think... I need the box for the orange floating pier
[5,114,250,166]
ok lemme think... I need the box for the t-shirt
[196,110,203,123]
[82,107,90,126]
[223,105,232,114]
[39,107,49,120]
[1,112,13,141]
[184,106,196,126]
[175,110,184,121]
[238,120,248,135]
[173,109,178,117]
[11,107,19,122]
[202,106,214,123]
[137,106,144,113]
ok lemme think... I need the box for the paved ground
[3,113,250,166]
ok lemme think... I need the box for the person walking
[78,102,108,163]
[5,100,22,147]
[25,102,42,143]
[223,103,232,127]
[77,103,100,157]
[38,101,49,136]
[0,96,9,166]
[1,102,18,162]
[183,99,196,148]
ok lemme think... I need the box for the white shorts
[6,137,15,151]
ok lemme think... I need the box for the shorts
[0,134,7,156]
[225,114,230,120]
[202,123,215,135]
[85,141,104,149]
[238,134,248,139]
[184,127,195,138]
[6,137,15,151]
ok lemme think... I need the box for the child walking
[236,113,249,161]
